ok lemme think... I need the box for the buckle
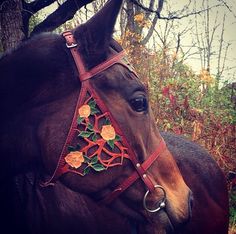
[66,42,78,48]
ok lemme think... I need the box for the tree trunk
[0,0,24,51]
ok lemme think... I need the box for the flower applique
[78,104,91,118]
[101,125,116,141]
[64,94,128,176]
[65,151,85,169]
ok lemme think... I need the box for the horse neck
[0,113,41,180]
[4,172,132,234]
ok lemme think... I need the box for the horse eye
[130,96,148,112]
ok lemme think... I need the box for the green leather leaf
[115,135,121,141]
[92,164,105,172]
[107,140,115,149]
[77,117,84,124]
[79,131,93,138]
[92,133,98,142]
[88,99,96,108]
[68,146,75,152]
[91,156,98,164]
[83,167,91,175]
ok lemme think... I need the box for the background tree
[0,0,93,51]
[0,0,24,50]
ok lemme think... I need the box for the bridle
[41,30,167,213]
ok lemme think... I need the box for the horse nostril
[188,191,194,218]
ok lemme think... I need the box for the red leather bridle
[41,31,167,211]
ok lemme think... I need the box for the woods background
[0,0,236,232]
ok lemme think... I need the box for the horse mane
[0,33,72,121]
[0,23,122,124]
[0,33,59,60]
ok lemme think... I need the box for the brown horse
[0,0,229,233]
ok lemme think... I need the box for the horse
[0,0,229,233]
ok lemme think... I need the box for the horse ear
[74,0,123,66]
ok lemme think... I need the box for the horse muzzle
[166,190,193,231]
[142,188,193,233]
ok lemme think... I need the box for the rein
[41,31,167,211]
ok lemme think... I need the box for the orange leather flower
[101,125,116,141]
[78,104,91,118]
[65,151,85,169]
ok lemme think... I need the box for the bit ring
[143,185,166,213]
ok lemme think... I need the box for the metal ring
[143,185,166,213]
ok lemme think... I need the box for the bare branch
[130,0,222,20]
[217,13,226,79]
[129,0,163,17]
[144,0,155,19]
[141,13,158,45]
[25,0,56,14]
[153,28,165,46]
[175,33,180,55]
[194,0,203,69]
[217,0,236,18]
[219,42,230,78]
[30,0,93,35]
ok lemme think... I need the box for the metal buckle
[66,43,78,48]
[143,185,166,213]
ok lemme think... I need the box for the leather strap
[62,31,87,76]
[101,139,166,204]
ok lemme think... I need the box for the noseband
[41,31,167,213]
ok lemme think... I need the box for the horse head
[0,0,193,233]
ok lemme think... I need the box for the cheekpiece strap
[62,31,87,77]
